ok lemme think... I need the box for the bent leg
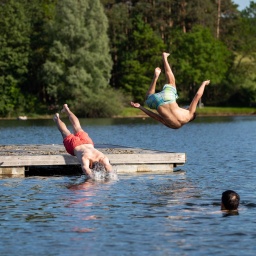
[145,67,161,100]
[53,113,71,139]
[163,52,176,87]
[61,104,83,134]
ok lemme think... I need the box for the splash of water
[90,162,118,181]
[91,169,118,181]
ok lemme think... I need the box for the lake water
[0,116,256,255]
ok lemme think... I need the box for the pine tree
[43,0,113,115]
[0,0,30,116]
[24,0,57,104]
[120,15,165,103]
[217,0,241,50]
[101,0,133,88]
[226,2,256,106]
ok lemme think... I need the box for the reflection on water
[0,116,256,255]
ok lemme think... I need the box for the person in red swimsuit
[53,104,112,178]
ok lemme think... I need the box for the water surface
[0,116,255,255]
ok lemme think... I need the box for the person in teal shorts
[131,52,210,129]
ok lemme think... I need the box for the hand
[131,102,140,108]
[83,167,93,178]
[155,67,161,77]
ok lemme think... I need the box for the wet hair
[91,161,106,172]
[222,190,240,211]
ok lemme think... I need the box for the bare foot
[155,67,161,77]
[131,102,140,108]
[61,104,69,113]
[53,113,59,122]
[203,80,210,86]
[163,52,170,59]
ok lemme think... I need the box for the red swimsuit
[63,131,94,156]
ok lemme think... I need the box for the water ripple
[0,116,256,256]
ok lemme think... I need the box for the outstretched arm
[131,102,170,128]
[189,80,210,115]
[80,158,93,178]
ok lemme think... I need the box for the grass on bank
[119,106,256,117]
[195,107,256,115]
[1,106,255,119]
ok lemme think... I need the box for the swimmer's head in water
[92,161,106,172]
[90,161,118,181]
[221,190,240,211]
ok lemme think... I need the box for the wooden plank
[0,155,78,166]
[114,164,174,173]
[0,144,175,155]
[0,153,185,167]
[107,153,185,164]
[0,167,25,175]
[0,144,186,176]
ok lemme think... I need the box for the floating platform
[0,144,186,177]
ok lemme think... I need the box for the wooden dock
[0,144,186,177]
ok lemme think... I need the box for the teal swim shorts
[145,84,179,110]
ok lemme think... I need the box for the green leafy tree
[43,0,116,116]
[101,0,133,88]
[120,15,165,103]
[171,26,231,104]
[24,0,57,106]
[0,0,30,116]
[218,0,241,50]
[226,1,256,106]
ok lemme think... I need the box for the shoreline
[0,112,255,121]
[0,106,255,120]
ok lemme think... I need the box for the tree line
[0,0,255,117]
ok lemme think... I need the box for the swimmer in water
[221,190,240,211]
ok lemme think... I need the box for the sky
[232,0,252,10]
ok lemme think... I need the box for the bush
[228,85,256,107]
[69,87,125,118]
